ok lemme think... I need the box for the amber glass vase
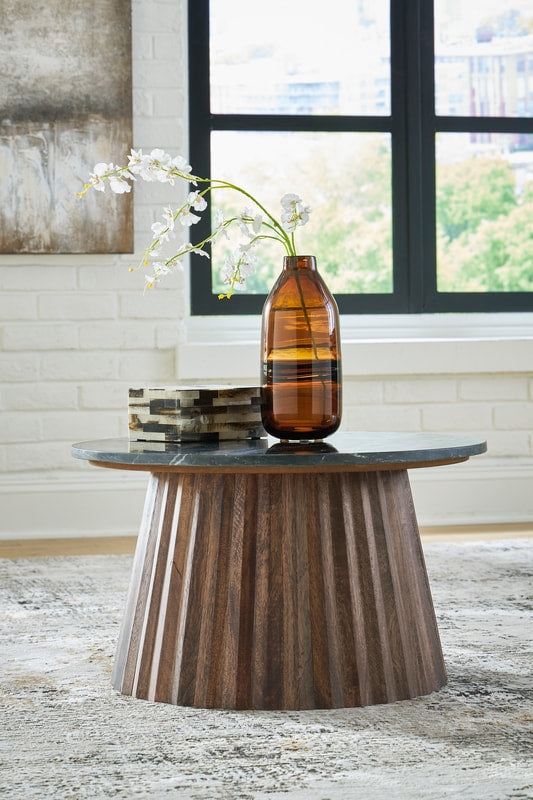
[261,255,342,440]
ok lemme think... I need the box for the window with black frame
[188,0,533,316]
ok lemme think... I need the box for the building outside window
[188,0,533,316]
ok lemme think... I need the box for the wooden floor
[0,523,532,559]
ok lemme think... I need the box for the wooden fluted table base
[112,469,447,709]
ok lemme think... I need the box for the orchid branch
[78,148,312,297]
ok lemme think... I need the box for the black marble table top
[72,432,487,470]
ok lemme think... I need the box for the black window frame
[188,0,533,316]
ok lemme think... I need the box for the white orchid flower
[187,191,207,212]
[178,208,201,227]
[234,208,263,238]
[281,193,312,232]
[149,148,171,166]
[212,209,229,243]
[127,149,148,174]
[151,221,170,241]
[81,148,314,296]
[171,155,194,182]
[184,244,210,259]
[108,168,133,194]
[88,162,113,192]
[235,244,257,272]
[236,208,254,237]
[222,254,236,282]
[280,193,301,209]
[135,149,172,182]
[251,213,263,234]
[235,241,255,254]
[145,261,174,288]
[162,207,176,230]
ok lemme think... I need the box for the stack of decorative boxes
[128,386,265,448]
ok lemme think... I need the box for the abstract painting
[0,0,133,253]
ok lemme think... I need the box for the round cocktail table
[72,432,486,710]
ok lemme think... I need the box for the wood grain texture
[112,469,447,709]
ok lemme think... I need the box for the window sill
[185,311,533,343]
[177,312,533,379]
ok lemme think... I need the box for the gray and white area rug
[1,540,532,800]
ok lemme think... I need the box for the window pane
[435,0,533,117]
[436,132,533,291]
[210,0,390,116]
[210,132,392,295]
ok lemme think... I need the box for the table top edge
[72,433,488,471]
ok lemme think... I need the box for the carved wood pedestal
[73,433,486,709]
[111,468,447,709]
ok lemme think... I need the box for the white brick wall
[0,0,188,491]
[0,0,532,538]
[342,374,532,450]
[174,337,533,530]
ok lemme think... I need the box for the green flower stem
[91,163,306,293]
[202,178,296,255]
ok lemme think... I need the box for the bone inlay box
[128,386,266,442]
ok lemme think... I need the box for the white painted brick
[5,442,75,472]
[421,404,492,432]
[79,321,155,350]
[79,382,130,410]
[77,265,143,291]
[178,290,189,316]
[459,375,529,401]
[40,411,121,441]
[170,290,188,320]
[133,119,186,150]
[117,350,175,381]
[133,89,154,117]
[38,293,117,320]
[0,293,37,320]
[383,377,457,403]
[493,403,533,430]
[154,34,183,61]
[3,324,79,351]
[132,33,154,60]
[132,3,181,35]
[483,431,530,457]
[153,89,185,117]
[40,353,117,381]
[0,354,39,382]
[120,289,181,319]
[134,63,181,90]
[0,0,529,506]
[0,265,77,291]
[342,404,422,432]
[2,414,41,443]
[118,416,130,437]
[134,181,187,207]
[342,379,383,405]
[35,255,110,267]
[156,322,186,349]
[133,205,156,236]
[1,382,78,411]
